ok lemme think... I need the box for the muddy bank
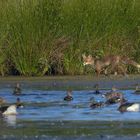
[0,75,140,90]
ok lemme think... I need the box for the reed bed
[0,0,139,76]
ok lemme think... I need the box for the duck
[105,96,127,105]
[0,98,24,116]
[102,86,122,99]
[0,105,17,115]
[64,90,73,101]
[13,83,21,95]
[16,98,24,108]
[118,97,140,112]
[103,87,127,105]
[134,84,140,94]
[93,84,101,94]
[89,97,104,109]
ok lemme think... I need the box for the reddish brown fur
[82,54,140,76]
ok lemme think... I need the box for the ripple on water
[0,89,140,122]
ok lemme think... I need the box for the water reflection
[4,115,17,126]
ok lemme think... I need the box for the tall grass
[0,0,139,76]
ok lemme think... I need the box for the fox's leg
[112,64,128,77]
[109,63,118,75]
[104,67,108,75]
[118,65,128,77]
[96,68,102,77]
[122,66,128,77]
[114,71,118,76]
[96,70,99,77]
[104,66,112,76]
[96,70,100,77]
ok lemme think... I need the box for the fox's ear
[82,53,86,58]
[88,55,92,58]
[95,56,99,59]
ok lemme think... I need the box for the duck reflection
[4,115,17,126]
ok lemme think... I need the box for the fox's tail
[121,57,140,72]
[127,60,140,67]
[136,64,140,72]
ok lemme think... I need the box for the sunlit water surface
[0,87,140,139]
[1,88,140,121]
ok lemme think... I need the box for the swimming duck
[89,97,104,109]
[13,83,21,95]
[16,98,24,108]
[103,87,127,105]
[93,84,101,94]
[64,90,73,101]
[118,98,140,112]
[105,96,127,105]
[0,105,17,115]
[0,97,24,115]
[134,84,140,94]
[102,86,122,99]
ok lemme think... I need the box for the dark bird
[13,83,21,95]
[93,84,101,94]
[89,97,104,109]
[0,105,17,115]
[64,90,73,101]
[118,96,140,112]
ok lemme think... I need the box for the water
[0,87,140,139]
[1,88,140,121]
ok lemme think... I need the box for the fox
[82,54,140,76]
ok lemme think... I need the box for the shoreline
[0,75,140,89]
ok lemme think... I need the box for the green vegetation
[0,120,140,136]
[0,0,139,76]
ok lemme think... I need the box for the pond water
[1,88,140,121]
[0,86,140,139]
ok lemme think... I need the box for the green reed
[0,0,139,76]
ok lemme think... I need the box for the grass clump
[0,0,139,76]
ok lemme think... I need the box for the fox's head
[82,54,95,66]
